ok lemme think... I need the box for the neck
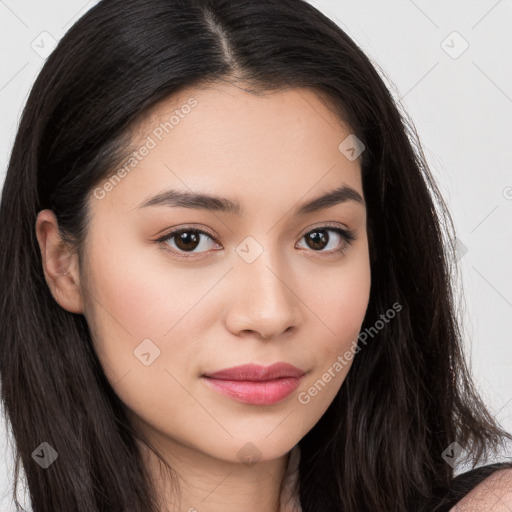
[137,438,291,512]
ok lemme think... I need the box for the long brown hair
[1,0,510,510]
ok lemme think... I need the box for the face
[51,83,371,465]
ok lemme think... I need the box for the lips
[202,363,306,405]
[202,362,305,381]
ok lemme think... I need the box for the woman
[0,0,510,511]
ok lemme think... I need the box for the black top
[431,462,512,511]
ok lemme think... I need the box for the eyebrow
[136,184,365,216]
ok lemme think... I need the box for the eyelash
[155,222,357,260]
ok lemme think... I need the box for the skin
[449,469,512,511]
[35,83,371,512]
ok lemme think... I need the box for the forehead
[91,82,364,217]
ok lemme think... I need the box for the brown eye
[297,226,356,255]
[157,228,219,258]
[173,230,201,251]
[304,230,330,250]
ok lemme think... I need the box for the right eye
[156,227,221,259]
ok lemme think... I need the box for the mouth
[202,362,305,381]
[201,362,306,405]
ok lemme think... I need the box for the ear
[35,209,83,314]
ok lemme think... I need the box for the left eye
[296,227,355,253]
[156,225,356,259]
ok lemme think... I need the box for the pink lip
[202,363,306,405]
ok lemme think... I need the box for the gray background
[1,0,511,509]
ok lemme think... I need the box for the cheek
[81,233,212,378]
[293,250,371,419]
[82,244,220,439]
[82,235,237,409]
[323,270,370,356]
[304,246,371,356]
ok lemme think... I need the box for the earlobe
[35,209,84,314]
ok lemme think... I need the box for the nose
[224,248,303,340]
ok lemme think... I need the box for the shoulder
[449,468,512,511]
